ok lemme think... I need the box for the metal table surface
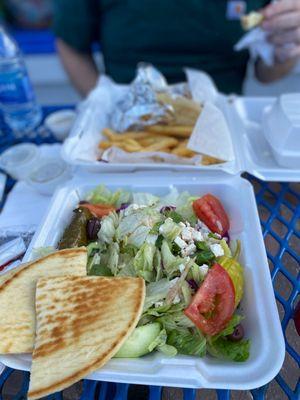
[0,107,299,400]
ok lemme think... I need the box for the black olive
[227,324,244,342]
[87,218,101,241]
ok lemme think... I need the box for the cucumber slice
[114,323,161,358]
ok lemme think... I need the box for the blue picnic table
[0,106,299,400]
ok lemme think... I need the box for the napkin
[0,180,50,237]
[234,27,274,66]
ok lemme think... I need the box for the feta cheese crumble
[174,236,187,249]
[181,226,193,241]
[210,243,224,257]
[199,264,209,277]
[182,243,196,257]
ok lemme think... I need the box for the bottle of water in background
[0,25,42,135]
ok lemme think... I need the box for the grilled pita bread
[0,248,87,354]
[28,276,145,400]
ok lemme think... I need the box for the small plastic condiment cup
[27,158,72,196]
[0,143,41,180]
[262,93,300,169]
[44,110,76,141]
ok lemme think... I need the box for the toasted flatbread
[0,248,87,354]
[28,276,145,400]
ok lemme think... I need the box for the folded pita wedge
[0,248,87,354]
[28,276,145,400]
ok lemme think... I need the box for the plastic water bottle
[0,25,42,134]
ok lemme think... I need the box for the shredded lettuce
[82,185,249,362]
[132,192,159,206]
[160,240,187,277]
[207,337,250,362]
[133,243,156,282]
[167,328,206,357]
[159,218,182,241]
[149,329,177,356]
[86,185,131,207]
[143,279,175,310]
[98,212,119,244]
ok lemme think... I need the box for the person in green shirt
[53,0,300,96]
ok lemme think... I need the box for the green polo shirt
[53,0,268,94]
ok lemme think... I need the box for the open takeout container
[0,172,285,389]
[61,77,300,181]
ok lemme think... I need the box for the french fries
[98,127,223,163]
[146,125,193,138]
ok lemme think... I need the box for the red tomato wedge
[193,194,230,235]
[184,263,235,336]
[80,203,115,217]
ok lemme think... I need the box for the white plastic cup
[0,143,41,180]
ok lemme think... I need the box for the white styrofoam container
[0,172,285,390]
[262,94,300,169]
[61,90,300,182]
[228,96,300,181]
[61,94,240,175]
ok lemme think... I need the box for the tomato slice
[184,263,235,336]
[80,203,115,217]
[193,194,229,235]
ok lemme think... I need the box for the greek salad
[57,185,249,362]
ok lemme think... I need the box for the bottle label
[0,68,35,104]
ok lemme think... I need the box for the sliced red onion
[87,218,101,240]
[187,279,198,291]
[160,205,176,213]
[116,203,130,213]
[222,231,230,243]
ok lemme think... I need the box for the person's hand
[261,0,300,63]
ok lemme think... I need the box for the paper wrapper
[101,147,203,165]
[187,102,235,162]
[73,66,235,166]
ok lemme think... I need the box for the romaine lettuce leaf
[117,208,161,239]
[158,311,194,331]
[161,240,184,276]
[143,279,175,310]
[107,242,119,275]
[167,328,206,357]
[133,192,159,206]
[86,185,131,207]
[159,218,182,241]
[207,337,250,362]
[207,315,249,362]
[133,242,156,282]
[127,225,151,248]
[98,212,119,244]
[148,329,177,356]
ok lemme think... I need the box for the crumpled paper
[234,27,274,66]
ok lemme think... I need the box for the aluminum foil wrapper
[110,63,174,132]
